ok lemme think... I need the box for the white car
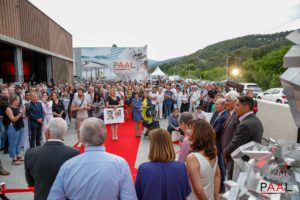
[241,83,262,97]
[256,88,288,104]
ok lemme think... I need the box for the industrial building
[0,0,73,84]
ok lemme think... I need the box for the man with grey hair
[25,118,79,200]
[222,91,240,180]
[48,117,137,200]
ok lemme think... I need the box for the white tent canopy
[151,66,167,76]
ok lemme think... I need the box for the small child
[194,105,206,120]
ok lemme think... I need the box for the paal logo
[260,182,293,195]
[260,163,294,195]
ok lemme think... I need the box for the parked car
[256,88,288,104]
[241,83,262,97]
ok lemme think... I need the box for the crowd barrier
[256,99,298,142]
[0,182,34,199]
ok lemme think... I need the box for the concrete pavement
[0,118,173,200]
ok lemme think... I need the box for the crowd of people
[0,79,263,200]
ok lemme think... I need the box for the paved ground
[0,119,174,200]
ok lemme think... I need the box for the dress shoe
[17,156,24,161]
[0,147,5,151]
[0,169,10,176]
[12,160,22,165]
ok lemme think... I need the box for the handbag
[146,105,155,118]
[71,97,85,118]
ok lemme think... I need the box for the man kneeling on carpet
[167,108,183,137]
[48,117,137,200]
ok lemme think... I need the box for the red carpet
[74,118,141,180]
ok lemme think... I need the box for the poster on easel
[103,108,124,124]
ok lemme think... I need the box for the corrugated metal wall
[0,0,72,59]
[0,0,21,39]
[19,0,50,50]
[49,20,72,58]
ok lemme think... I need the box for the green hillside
[159,31,293,89]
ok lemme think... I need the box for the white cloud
[29,0,300,60]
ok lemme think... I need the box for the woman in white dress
[40,92,53,143]
[156,87,164,119]
[189,86,200,113]
[186,119,221,200]
[176,87,182,110]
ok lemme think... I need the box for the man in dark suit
[29,92,44,148]
[224,96,264,163]
[25,118,80,200]
[210,98,228,193]
[221,91,240,180]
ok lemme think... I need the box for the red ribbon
[1,185,34,194]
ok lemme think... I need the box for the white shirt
[47,139,63,142]
[157,92,164,104]
[190,91,200,103]
[41,100,53,116]
[181,93,189,103]
[148,92,158,104]
[239,111,254,122]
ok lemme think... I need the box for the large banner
[111,47,148,81]
[79,47,148,81]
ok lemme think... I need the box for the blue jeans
[165,102,172,118]
[0,119,6,148]
[7,125,24,158]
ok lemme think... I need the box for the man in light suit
[210,98,228,193]
[221,91,240,180]
[224,96,264,163]
[25,118,80,200]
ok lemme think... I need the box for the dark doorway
[0,42,15,82]
[23,49,47,83]
[0,42,48,83]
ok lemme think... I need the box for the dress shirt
[48,146,137,200]
[178,136,192,163]
[41,101,53,116]
[239,111,254,122]
[47,139,63,143]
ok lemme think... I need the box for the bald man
[210,98,228,193]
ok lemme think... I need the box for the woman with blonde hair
[186,119,221,200]
[106,88,122,140]
[135,128,191,200]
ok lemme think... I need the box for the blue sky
[29,0,300,60]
